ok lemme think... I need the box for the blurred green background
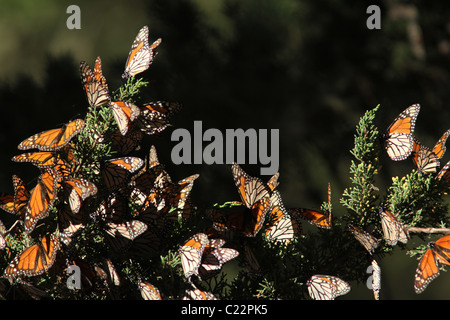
[1,0,450,299]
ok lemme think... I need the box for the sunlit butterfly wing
[412,139,440,174]
[347,224,380,254]
[80,60,110,108]
[102,157,144,190]
[164,174,199,220]
[109,101,140,136]
[264,190,300,243]
[139,281,162,300]
[63,178,97,214]
[105,220,148,253]
[307,275,351,300]
[4,233,60,278]
[432,129,450,159]
[232,162,270,208]
[437,160,450,183]
[18,119,85,151]
[379,207,409,246]
[94,56,109,92]
[267,172,280,191]
[414,234,450,294]
[24,169,59,233]
[12,151,57,168]
[384,104,420,161]
[179,233,208,279]
[199,245,239,280]
[104,258,120,287]
[370,259,381,300]
[122,26,161,79]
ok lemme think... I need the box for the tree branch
[408,227,450,235]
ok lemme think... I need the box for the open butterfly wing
[384,104,420,161]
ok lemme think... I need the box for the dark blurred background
[1,0,450,299]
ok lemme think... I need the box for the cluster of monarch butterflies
[348,103,450,296]
[175,162,345,300]
[0,26,203,299]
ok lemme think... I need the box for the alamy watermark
[171,121,279,176]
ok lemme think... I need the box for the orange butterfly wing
[4,234,59,278]
[80,60,110,108]
[18,119,85,151]
[432,129,450,159]
[24,170,59,233]
[122,26,161,79]
[384,104,420,161]
[179,233,208,278]
[109,101,140,136]
[414,235,450,293]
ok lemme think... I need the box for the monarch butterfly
[289,208,332,230]
[0,175,30,218]
[379,207,409,246]
[12,151,57,168]
[179,233,209,279]
[24,169,60,234]
[104,258,120,287]
[384,104,420,161]
[347,224,380,254]
[139,280,162,300]
[197,238,239,280]
[230,163,271,236]
[109,100,141,136]
[264,190,300,243]
[211,201,270,238]
[105,220,148,253]
[307,275,351,300]
[370,259,381,300]
[437,160,450,182]
[62,178,97,214]
[288,183,332,230]
[18,119,85,152]
[93,56,109,92]
[414,234,450,294]
[164,173,199,220]
[4,233,60,278]
[411,140,440,174]
[57,204,85,246]
[111,127,143,155]
[122,26,161,79]
[232,162,270,208]
[102,157,144,190]
[80,59,110,108]
[412,129,450,174]
[198,246,239,280]
[137,101,181,135]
